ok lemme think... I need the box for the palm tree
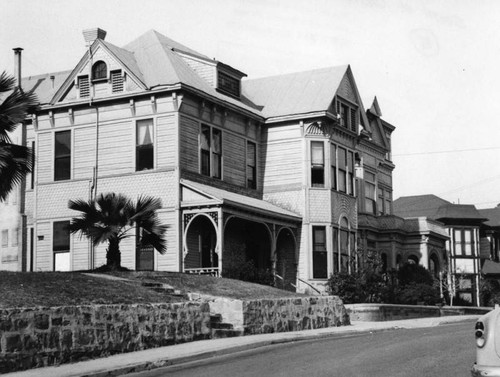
[0,71,38,201]
[68,193,168,270]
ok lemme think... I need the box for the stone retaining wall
[0,302,211,373]
[243,296,350,334]
[346,303,491,322]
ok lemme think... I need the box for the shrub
[394,282,441,305]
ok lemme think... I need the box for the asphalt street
[127,321,475,377]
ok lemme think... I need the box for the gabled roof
[242,65,349,119]
[394,194,486,223]
[21,70,72,104]
[393,195,451,219]
[479,207,500,227]
[181,179,302,221]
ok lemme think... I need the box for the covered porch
[180,180,302,291]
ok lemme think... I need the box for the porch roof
[180,179,302,222]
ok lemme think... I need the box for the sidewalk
[7,315,480,377]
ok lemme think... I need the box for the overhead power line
[394,146,500,157]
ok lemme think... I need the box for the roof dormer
[216,63,246,99]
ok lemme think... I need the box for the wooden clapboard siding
[98,120,133,176]
[74,126,96,180]
[179,115,199,173]
[156,114,177,168]
[35,221,51,271]
[120,236,135,269]
[223,132,245,186]
[156,210,179,271]
[72,237,89,271]
[37,132,53,184]
[93,80,109,97]
[262,139,303,187]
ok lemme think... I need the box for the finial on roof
[83,28,107,46]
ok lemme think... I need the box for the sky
[2,0,500,208]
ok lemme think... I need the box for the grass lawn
[0,271,306,309]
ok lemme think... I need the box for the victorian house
[2,28,402,293]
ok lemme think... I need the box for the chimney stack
[13,47,23,89]
[82,28,107,46]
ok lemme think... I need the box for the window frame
[217,71,240,98]
[336,97,358,133]
[53,220,71,271]
[54,130,72,181]
[312,226,328,279]
[135,118,155,172]
[199,124,223,179]
[246,140,257,189]
[310,141,325,188]
[92,60,108,81]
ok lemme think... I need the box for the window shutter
[111,71,124,93]
[78,76,89,98]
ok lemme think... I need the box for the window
[53,221,70,271]
[92,61,107,81]
[332,228,339,272]
[1,230,8,247]
[30,141,35,189]
[454,229,475,257]
[378,188,392,215]
[336,98,358,133]
[348,151,354,195]
[312,226,327,279]
[111,70,124,93]
[136,119,154,171]
[54,130,71,181]
[330,144,337,190]
[12,228,18,247]
[246,141,257,189]
[217,71,240,97]
[338,147,347,193]
[339,218,355,274]
[200,124,222,179]
[311,141,325,187]
[78,76,90,98]
[364,171,376,215]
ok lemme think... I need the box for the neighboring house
[5,28,399,293]
[394,194,487,306]
[478,206,500,278]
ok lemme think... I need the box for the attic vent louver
[82,28,107,46]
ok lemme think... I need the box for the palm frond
[0,84,38,142]
[0,143,33,201]
[0,72,15,94]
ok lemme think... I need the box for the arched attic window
[92,61,107,80]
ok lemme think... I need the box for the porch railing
[184,267,220,277]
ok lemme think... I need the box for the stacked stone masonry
[0,302,211,373]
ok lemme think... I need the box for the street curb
[6,316,480,377]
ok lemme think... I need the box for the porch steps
[210,314,243,339]
[140,281,186,298]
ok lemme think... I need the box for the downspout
[87,42,99,270]
[13,48,28,271]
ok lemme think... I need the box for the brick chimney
[82,28,107,46]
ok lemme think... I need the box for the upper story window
[311,141,325,188]
[1,230,8,247]
[336,98,358,133]
[78,76,90,98]
[200,124,222,179]
[136,119,154,171]
[54,130,71,181]
[246,141,257,189]
[92,61,107,81]
[217,71,240,98]
[364,171,376,215]
[454,228,475,257]
[377,187,392,215]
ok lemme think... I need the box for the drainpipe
[13,48,28,271]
